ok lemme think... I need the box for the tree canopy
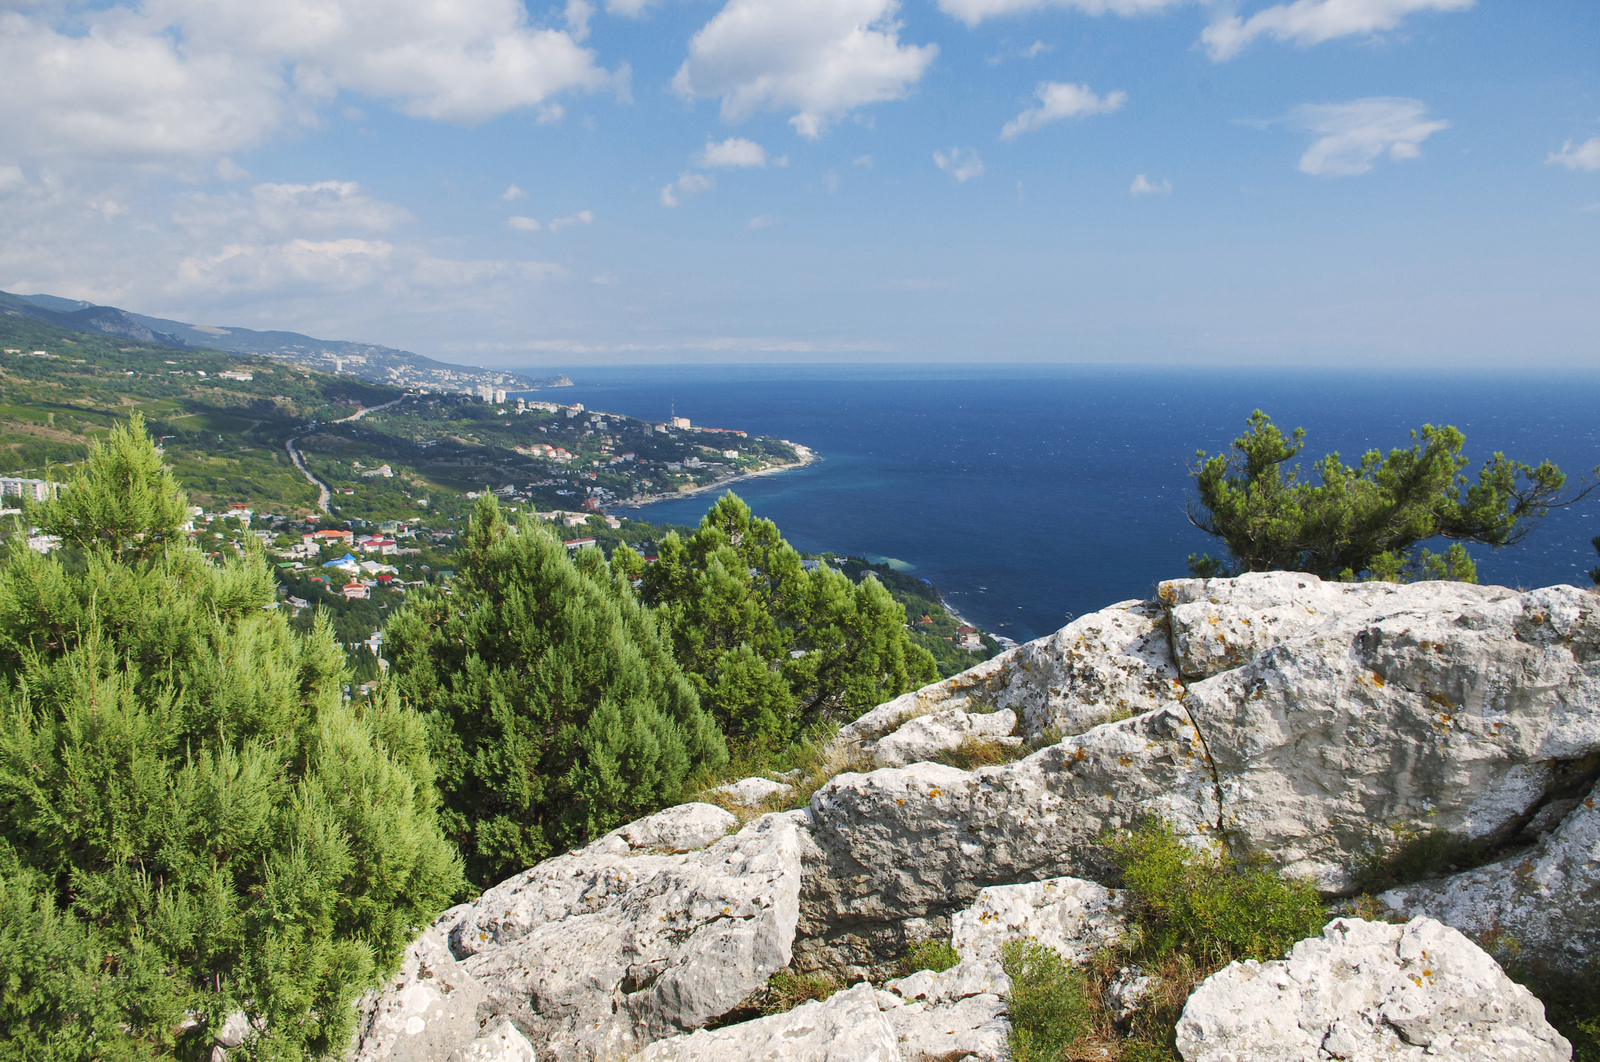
[1187,410,1595,582]
[620,493,937,749]
[385,496,726,888]
[0,419,461,1061]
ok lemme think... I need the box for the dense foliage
[385,496,726,888]
[1187,410,1593,582]
[619,493,937,750]
[0,420,461,1060]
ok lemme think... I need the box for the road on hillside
[286,395,409,514]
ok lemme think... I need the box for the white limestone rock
[1380,777,1600,976]
[1175,917,1571,1062]
[1188,582,1600,892]
[951,876,1129,968]
[842,599,1183,747]
[707,777,795,808]
[631,983,901,1062]
[881,992,1009,1062]
[796,708,1217,972]
[349,905,488,1062]
[868,707,1019,768]
[1157,572,1510,680]
[441,809,801,1061]
[448,1021,536,1062]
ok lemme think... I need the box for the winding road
[286,396,409,515]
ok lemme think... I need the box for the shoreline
[614,447,818,512]
[936,588,1019,651]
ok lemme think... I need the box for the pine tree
[629,493,937,747]
[385,496,726,888]
[0,418,462,1061]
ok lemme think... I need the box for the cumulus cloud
[1130,173,1171,195]
[1290,97,1448,176]
[0,0,616,166]
[1202,0,1473,62]
[1001,81,1125,140]
[605,0,656,15]
[673,0,937,139]
[937,0,1186,28]
[933,147,984,182]
[1548,137,1600,172]
[172,181,414,236]
[507,215,542,230]
[503,184,529,201]
[660,172,715,207]
[746,214,779,230]
[854,155,874,167]
[698,137,771,168]
[548,209,594,230]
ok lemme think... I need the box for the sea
[519,364,1600,645]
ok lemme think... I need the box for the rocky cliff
[341,572,1596,1062]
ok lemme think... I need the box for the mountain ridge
[0,289,569,393]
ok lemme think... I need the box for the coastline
[615,447,818,512]
[937,589,1019,651]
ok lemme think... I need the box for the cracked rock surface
[1175,917,1571,1062]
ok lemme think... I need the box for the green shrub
[902,939,960,974]
[1000,939,1093,1062]
[1106,820,1328,970]
[0,418,463,1060]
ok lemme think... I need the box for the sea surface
[522,364,1600,644]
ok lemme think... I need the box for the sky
[0,0,1595,369]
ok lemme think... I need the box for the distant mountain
[0,290,570,393]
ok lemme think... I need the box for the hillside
[2,289,570,393]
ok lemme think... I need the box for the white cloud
[216,158,252,182]
[1290,97,1448,176]
[173,181,414,236]
[1202,0,1473,62]
[933,147,984,182]
[673,0,937,140]
[1001,81,1125,140]
[605,0,656,15]
[854,155,874,167]
[1548,137,1600,172]
[1130,173,1171,195]
[548,209,594,230]
[1021,40,1052,57]
[698,137,770,168]
[937,0,1186,28]
[746,214,779,230]
[822,169,840,192]
[502,184,529,201]
[507,215,542,230]
[660,172,716,207]
[0,0,616,166]
[0,166,25,196]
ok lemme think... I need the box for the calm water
[522,364,1600,643]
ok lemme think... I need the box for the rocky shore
[341,571,1596,1062]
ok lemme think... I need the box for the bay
[527,364,1600,644]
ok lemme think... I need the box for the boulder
[879,991,1008,1062]
[867,706,1019,768]
[449,1021,537,1062]
[353,805,801,1062]
[1157,572,1506,680]
[841,599,1183,746]
[795,709,1216,974]
[1188,583,1600,892]
[707,777,795,808]
[349,905,489,1062]
[630,983,901,1062]
[1175,917,1571,1062]
[1379,776,1600,976]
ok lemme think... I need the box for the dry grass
[756,969,841,1015]
[933,734,1031,771]
[687,724,875,822]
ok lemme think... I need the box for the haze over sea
[536,365,1600,644]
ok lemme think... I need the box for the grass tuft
[933,735,1029,771]
[901,939,960,974]
[759,970,840,1015]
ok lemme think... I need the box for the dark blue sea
[522,365,1600,644]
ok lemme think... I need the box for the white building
[0,477,60,502]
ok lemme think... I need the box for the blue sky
[0,0,1595,368]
